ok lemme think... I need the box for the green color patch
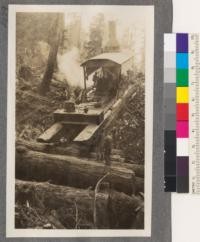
[176,69,188,86]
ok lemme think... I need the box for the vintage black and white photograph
[7,5,154,237]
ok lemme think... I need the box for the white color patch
[176,138,189,157]
[164,34,176,52]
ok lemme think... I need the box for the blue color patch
[176,33,188,53]
[176,53,188,69]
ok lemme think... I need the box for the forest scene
[15,7,146,230]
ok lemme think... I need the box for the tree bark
[16,139,144,178]
[15,179,142,229]
[16,148,136,195]
[39,14,63,95]
[135,176,144,193]
[16,139,81,156]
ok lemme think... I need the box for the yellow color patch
[176,87,189,103]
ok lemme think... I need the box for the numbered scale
[189,34,200,194]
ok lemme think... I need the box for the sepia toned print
[7,5,154,237]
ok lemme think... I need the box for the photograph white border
[6,4,154,237]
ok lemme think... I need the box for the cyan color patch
[176,53,188,69]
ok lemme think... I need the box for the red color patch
[176,103,188,120]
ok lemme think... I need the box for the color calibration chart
[164,33,200,194]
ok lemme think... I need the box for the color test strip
[164,34,177,192]
[189,33,200,194]
[176,33,189,193]
[165,33,200,194]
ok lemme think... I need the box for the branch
[74,201,79,229]
[93,172,110,228]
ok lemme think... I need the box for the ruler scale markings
[189,33,200,194]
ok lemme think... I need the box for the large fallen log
[16,139,81,156]
[15,180,143,229]
[16,139,144,178]
[113,163,144,178]
[16,148,136,195]
[135,177,144,193]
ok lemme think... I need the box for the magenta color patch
[176,121,189,137]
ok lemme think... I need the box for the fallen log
[17,139,125,160]
[15,180,143,229]
[88,153,144,178]
[16,140,144,178]
[112,163,144,179]
[135,177,144,193]
[89,152,125,163]
[103,89,136,132]
[16,139,81,156]
[16,148,136,195]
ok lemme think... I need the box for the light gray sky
[15,5,153,71]
[64,5,153,69]
[64,5,152,32]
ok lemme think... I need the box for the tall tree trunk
[39,14,63,95]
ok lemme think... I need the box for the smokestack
[105,21,120,52]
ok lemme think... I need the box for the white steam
[57,47,83,87]
[57,47,93,88]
